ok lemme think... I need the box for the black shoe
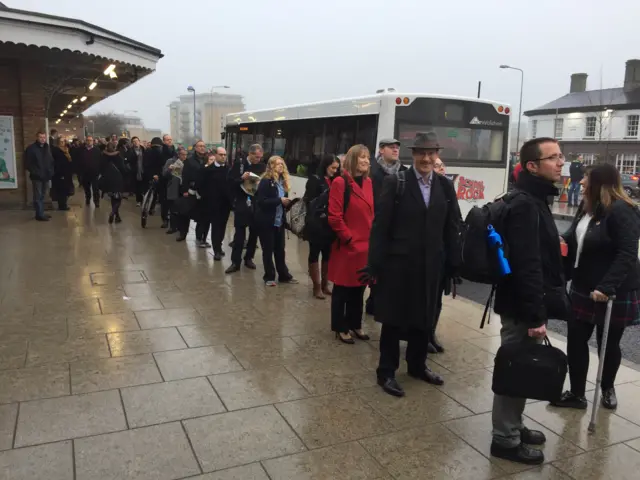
[35,216,49,222]
[351,330,370,341]
[108,213,114,224]
[225,264,241,274]
[166,229,177,234]
[115,214,122,224]
[490,442,544,465]
[550,391,588,410]
[214,252,223,261]
[408,368,444,386]
[377,377,405,397]
[161,221,168,229]
[335,332,355,344]
[58,206,70,211]
[430,336,444,353]
[601,387,618,410]
[244,259,257,270]
[176,235,187,242]
[520,427,546,446]
[149,209,154,216]
[44,214,51,219]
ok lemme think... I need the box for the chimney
[569,73,588,93]
[624,59,640,93]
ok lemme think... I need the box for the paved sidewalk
[2,199,640,479]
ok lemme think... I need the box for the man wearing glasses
[366,138,407,316]
[490,137,569,466]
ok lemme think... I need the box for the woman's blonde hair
[343,144,370,179]
[584,163,636,217]
[263,155,290,192]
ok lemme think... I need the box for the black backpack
[304,177,350,244]
[459,190,529,328]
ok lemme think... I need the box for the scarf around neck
[377,156,401,175]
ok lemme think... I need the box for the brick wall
[0,60,46,209]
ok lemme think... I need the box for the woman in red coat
[328,144,374,344]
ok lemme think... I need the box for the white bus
[225,89,511,216]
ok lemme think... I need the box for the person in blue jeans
[24,131,54,221]
[568,155,584,207]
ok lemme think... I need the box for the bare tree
[85,112,126,139]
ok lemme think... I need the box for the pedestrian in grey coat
[163,148,186,234]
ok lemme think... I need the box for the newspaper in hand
[241,172,261,196]
[171,159,184,179]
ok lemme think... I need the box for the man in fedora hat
[361,132,461,397]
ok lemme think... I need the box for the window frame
[615,153,638,174]
[530,119,537,139]
[584,116,597,138]
[554,118,564,139]
[626,114,639,139]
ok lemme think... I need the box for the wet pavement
[2,197,640,479]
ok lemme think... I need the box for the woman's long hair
[263,155,290,192]
[584,163,635,217]
[316,154,340,178]
[343,144,370,179]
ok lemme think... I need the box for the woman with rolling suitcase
[553,163,640,411]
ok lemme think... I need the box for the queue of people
[24,130,640,470]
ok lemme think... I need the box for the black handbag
[492,336,567,402]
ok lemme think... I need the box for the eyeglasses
[538,153,565,162]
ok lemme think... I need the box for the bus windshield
[398,124,504,163]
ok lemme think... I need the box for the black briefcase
[492,336,567,402]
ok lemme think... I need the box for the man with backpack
[361,132,461,398]
[490,137,569,465]
[365,138,407,315]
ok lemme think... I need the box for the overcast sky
[15,0,640,132]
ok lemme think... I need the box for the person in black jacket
[552,163,640,412]
[51,137,74,211]
[127,137,146,205]
[24,132,54,221]
[225,144,266,273]
[174,144,204,242]
[100,142,127,224]
[79,136,103,208]
[197,147,232,260]
[143,137,166,221]
[255,156,298,286]
[366,138,407,316]
[567,155,584,207]
[362,133,460,399]
[303,154,340,298]
[491,137,569,466]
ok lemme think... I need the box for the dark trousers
[82,176,99,204]
[110,197,122,215]
[231,224,258,266]
[365,284,375,314]
[331,285,366,334]
[135,179,146,203]
[376,324,430,379]
[258,225,291,282]
[567,320,626,396]
[176,215,190,237]
[308,240,331,264]
[196,220,210,243]
[31,179,47,219]
[57,196,68,210]
[211,207,231,253]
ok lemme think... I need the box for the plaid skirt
[570,285,640,327]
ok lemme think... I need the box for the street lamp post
[209,85,230,143]
[187,85,196,139]
[500,65,524,153]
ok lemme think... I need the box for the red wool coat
[327,173,374,287]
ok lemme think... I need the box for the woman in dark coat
[365,132,461,397]
[100,142,127,224]
[552,163,640,411]
[51,137,74,211]
[254,155,298,286]
[127,137,146,205]
[303,154,341,299]
[327,145,374,344]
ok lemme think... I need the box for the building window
[585,117,596,138]
[626,115,639,138]
[615,153,638,174]
[554,118,564,139]
[530,119,537,139]
[581,153,596,166]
